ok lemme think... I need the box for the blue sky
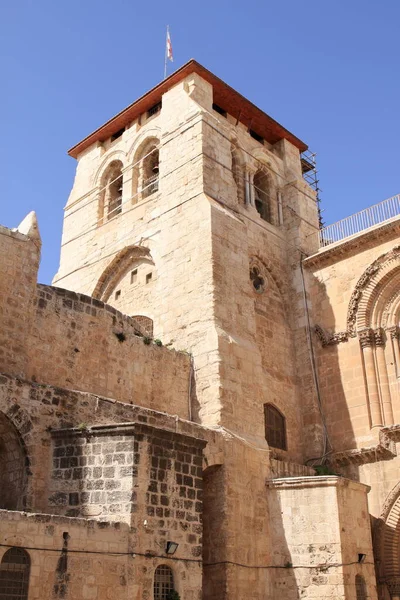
[1,0,399,283]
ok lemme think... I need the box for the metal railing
[319,193,400,247]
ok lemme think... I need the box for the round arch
[346,245,400,335]
[0,411,28,510]
[92,244,154,302]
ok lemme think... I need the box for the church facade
[0,59,399,599]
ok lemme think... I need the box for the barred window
[0,548,30,600]
[264,404,286,450]
[355,575,367,600]
[154,565,174,600]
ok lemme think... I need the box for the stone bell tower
[54,60,321,462]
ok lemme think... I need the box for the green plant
[153,339,163,347]
[284,561,293,569]
[77,422,88,431]
[166,591,180,600]
[314,464,337,476]
[143,336,152,345]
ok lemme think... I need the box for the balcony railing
[319,193,400,247]
[142,174,159,199]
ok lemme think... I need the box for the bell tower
[54,60,321,462]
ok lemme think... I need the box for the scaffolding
[301,150,323,229]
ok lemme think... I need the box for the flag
[166,28,173,62]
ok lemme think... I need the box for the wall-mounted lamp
[165,541,179,555]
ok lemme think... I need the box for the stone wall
[266,476,377,600]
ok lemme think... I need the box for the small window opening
[111,128,125,142]
[146,273,152,284]
[147,102,162,118]
[154,565,174,600]
[131,269,138,284]
[249,129,264,144]
[250,266,265,294]
[115,290,121,300]
[264,404,286,450]
[212,103,227,117]
[0,547,30,600]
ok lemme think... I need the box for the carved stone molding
[314,325,348,347]
[347,245,400,336]
[374,327,386,347]
[388,326,400,340]
[329,428,396,468]
[359,328,374,349]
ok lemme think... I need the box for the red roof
[68,59,307,159]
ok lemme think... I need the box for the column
[359,329,383,428]
[375,328,394,425]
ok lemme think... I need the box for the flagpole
[164,25,169,80]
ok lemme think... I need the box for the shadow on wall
[0,412,28,511]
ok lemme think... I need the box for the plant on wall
[166,591,180,600]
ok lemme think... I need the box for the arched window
[253,170,272,223]
[99,160,123,222]
[131,139,160,204]
[142,145,159,199]
[231,144,246,204]
[154,565,174,600]
[264,404,286,450]
[0,548,30,600]
[355,575,367,600]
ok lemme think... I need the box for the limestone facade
[0,59,394,599]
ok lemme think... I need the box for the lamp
[165,541,179,555]
[358,553,366,563]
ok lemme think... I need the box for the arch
[92,245,153,301]
[0,547,30,600]
[0,412,28,510]
[93,150,126,187]
[346,245,400,336]
[264,403,287,450]
[131,315,153,337]
[374,484,400,596]
[153,564,174,600]
[355,575,367,600]
[131,136,160,204]
[98,160,124,222]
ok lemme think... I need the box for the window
[110,128,124,142]
[131,269,138,284]
[264,404,286,450]
[253,170,272,223]
[147,101,162,118]
[115,290,121,300]
[154,565,174,600]
[0,548,30,600]
[249,129,264,144]
[99,160,124,222]
[355,575,367,600]
[146,273,152,284]
[250,266,265,294]
[212,103,227,117]
[142,147,159,198]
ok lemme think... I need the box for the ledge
[304,216,400,268]
[266,475,370,492]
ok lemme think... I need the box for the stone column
[389,326,400,378]
[360,329,383,428]
[248,170,255,207]
[375,328,394,426]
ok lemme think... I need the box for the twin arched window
[0,548,30,600]
[98,139,160,224]
[154,565,174,600]
[264,403,286,450]
[254,170,272,223]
